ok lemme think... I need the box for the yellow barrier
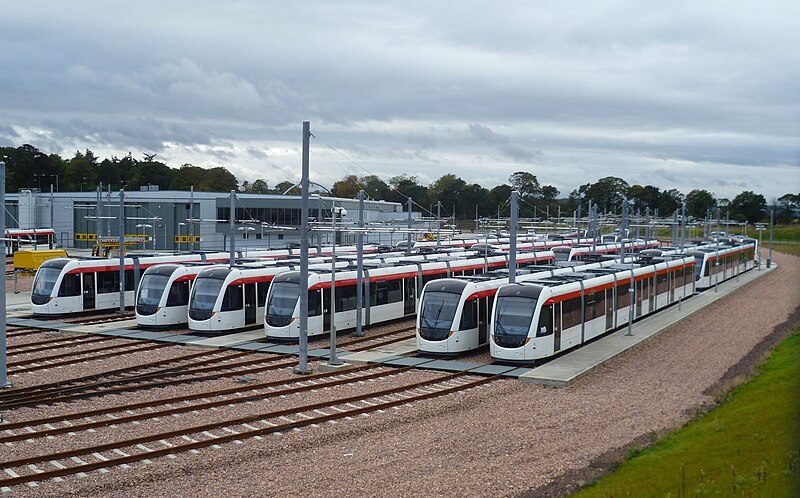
[14,249,69,271]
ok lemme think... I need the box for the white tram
[183,250,480,333]
[30,245,378,315]
[490,255,697,362]
[416,258,620,355]
[687,239,757,290]
[550,239,659,262]
[264,250,557,340]
[135,263,229,327]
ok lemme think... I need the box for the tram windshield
[552,247,572,262]
[418,292,460,341]
[494,296,536,347]
[31,259,69,302]
[189,276,225,312]
[265,281,300,327]
[137,274,169,307]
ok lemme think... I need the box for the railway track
[0,370,499,490]
[0,325,416,410]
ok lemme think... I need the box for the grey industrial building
[5,188,429,252]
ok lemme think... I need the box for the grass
[571,326,800,498]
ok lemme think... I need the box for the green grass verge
[571,327,800,498]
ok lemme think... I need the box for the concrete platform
[62,319,139,334]
[3,291,33,311]
[515,264,776,386]
[186,329,266,348]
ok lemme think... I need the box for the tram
[264,250,557,340]
[490,255,697,362]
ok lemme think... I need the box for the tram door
[82,273,95,310]
[322,288,332,331]
[554,304,562,352]
[403,278,415,315]
[635,279,643,318]
[605,289,614,331]
[244,283,256,325]
[478,296,492,344]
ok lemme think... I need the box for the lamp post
[80,178,87,192]
[237,225,256,255]
[51,174,59,192]
[136,223,154,250]
[178,222,186,253]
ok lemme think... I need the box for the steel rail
[0,349,234,403]
[0,353,294,410]
[7,341,166,368]
[6,334,111,355]
[7,343,170,374]
[0,364,391,442]
[0,373,499,488]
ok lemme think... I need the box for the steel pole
[49,185,54,243]
[715,207,721,292]
[229,190,235,266]
[406,197,413,255]
[509,191,518,283]
[768,206,774,268]
[1,162,8,387]
[295,121,312,375]
[681,201,687,252]
[355,190,365,337]
[328,203,342,365]
[119,190,126,313]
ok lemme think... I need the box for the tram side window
[582,293,597,322]
[387,280,402,303]
[536,304,553,337]
[459,300,478,330]
[257,282,269,306]
[166,281,190,306]
[562,297,582,329]
[308,290,321,316]
[59,274,81,297]
[221,284,243,311]
[97,271,117,294]
[335,285,357,311]
[125,270,135,291]
[657,273,669,295]
[616,284,630,308]
[371,281,390,306]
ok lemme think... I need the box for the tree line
[2,144,797,224]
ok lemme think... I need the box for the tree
[459,183,491,219]
[658,189,683,214]
[627,185,663,212]
[776,193,799,222]
[64,150,98,191]
[199,167,238,192]
[508,171,541,199]
[359,175,389,200]
[488,184,513,217]
[685,189,716,219]
[428,174,467,218]
[273,180,299,195]
[582,177,629,213]
[730,191,766,224]
[386,175,428,208]
[331,175,360,198]
[170,164,208,190]
[250,179,270,194]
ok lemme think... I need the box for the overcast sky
[1,1,798,201]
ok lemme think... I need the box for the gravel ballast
[6,252,800,497]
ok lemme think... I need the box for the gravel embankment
[8,251,800,497]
